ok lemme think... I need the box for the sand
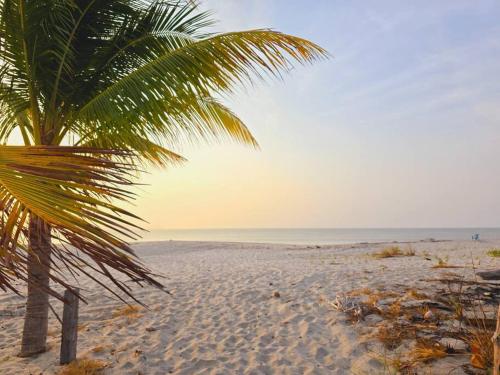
[0,239,498,374]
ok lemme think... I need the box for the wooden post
[493,305,500,375]
[60,288,79,365]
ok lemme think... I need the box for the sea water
[141,228,500,245]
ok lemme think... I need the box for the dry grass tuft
[347,287,373,297]
[386,301,402,318]
[431,255,461,269]
[406,289,429,300]
[90,345,111,354]
[404,245,416,256]
[58,359,107,375]
[375,324,414,350]
[112,305,142,319]
[373,246,415,259]
[486,248,500,257]
[462,311,494,370]
[373,350,415,375]
[410,341,447,363]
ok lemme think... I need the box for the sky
[135,0,500,229]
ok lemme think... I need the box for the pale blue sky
[137,0,500,228]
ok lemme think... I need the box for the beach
[0,239,498,374]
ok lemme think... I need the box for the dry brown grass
[373,351,415,375]
[375,324,414,350]
[431,256,461,269]
[348,287,373,296]
[373,246,416,259]
[406,289,429,300]
[346,262,497,373]
[58,359,107,375]
[386,301,402,318]
[112,305,142,319]
[90,345,111,354]
[410,341,447,363]
[462,310,494,370]
[404,245,416,256]
[486,248,500,258]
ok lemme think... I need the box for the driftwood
[421,278,499,286]
[60,288,79,365]
[494,305,500,375]
[478,270,500,281]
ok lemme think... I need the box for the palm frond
[79,133,186,168]
[78,29,327,118]
[0,145,161,300]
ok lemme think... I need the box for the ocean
[141,228,500,245]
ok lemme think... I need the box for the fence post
[60,288,79,365]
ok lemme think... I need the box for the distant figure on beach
[472,233,480,240]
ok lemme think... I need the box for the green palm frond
[72,95,258,156]
[75,29,327,128]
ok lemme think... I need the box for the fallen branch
[421,278,499,286]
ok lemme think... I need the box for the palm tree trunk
[19,215,52,357]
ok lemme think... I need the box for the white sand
[0,239,498,374]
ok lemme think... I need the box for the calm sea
[141,228,500,245]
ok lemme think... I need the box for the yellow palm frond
[0,146,160,301]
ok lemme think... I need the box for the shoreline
[132,237,456,247]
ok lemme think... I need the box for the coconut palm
[0,0,327,357]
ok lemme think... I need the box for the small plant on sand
[372,349,415,375]
[406,289,429,300]
[112,305,142,319]
[385,301,402,319]
[375,324,413,350]
[90,345,111,354]
[404,245,416,256]
[372,245,416,259]
[462,308,494,370]
[58,359,107,375]
[486,249,500,257]
[431,255,461,269]
[410,340,447,363]
[435,256,448,267]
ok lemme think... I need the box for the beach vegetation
[406,289,429,300]
[431,255,461,268]
[0,0,326,357]
[112,305,142,319]
[404,245,416,256]
[58,358,107,375]
[339,262,497,373]
[372,246,416,259]
[410,340,447,363]
[374,324,413,350]
[90,345,108,354]
[462,307,495,370]
[371,349,414,375]
[486,249,500,257]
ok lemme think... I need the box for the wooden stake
[493,305,500,375]
[60,288,79,365]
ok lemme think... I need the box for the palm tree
[0,0,327,357]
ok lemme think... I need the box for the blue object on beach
[472,233,480,240]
